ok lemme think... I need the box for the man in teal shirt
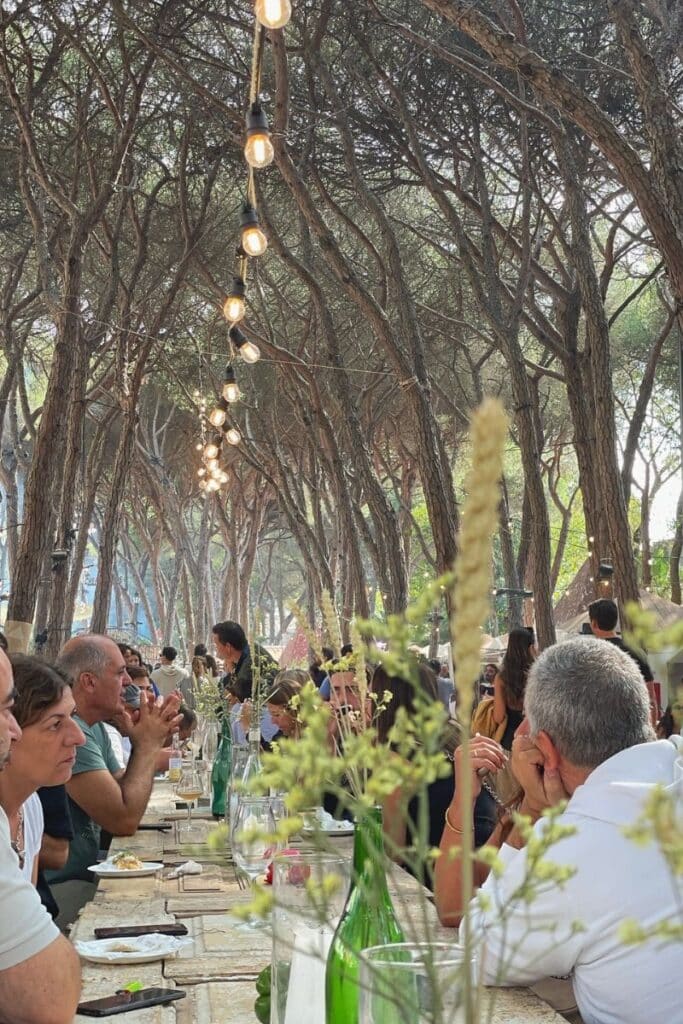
[47,635,181,926]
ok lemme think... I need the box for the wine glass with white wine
[175,766,204,835]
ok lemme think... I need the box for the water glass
[358,943,471,1024]
[232,796,276,883]
[271,850,351,1024]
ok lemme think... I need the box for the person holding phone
[0,646,81,1024]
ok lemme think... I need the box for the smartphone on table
[77,987,186,1017]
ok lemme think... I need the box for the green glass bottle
[210,716,232,818]
[326,806,405,1024]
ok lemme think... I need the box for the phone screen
[77,988,185,1017]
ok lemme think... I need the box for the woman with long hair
[492,626,536,746]
[264,669,309,740]
[373,661,496,888]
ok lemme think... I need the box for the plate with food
[88,851,164,877]
[74,933,190,964]
[302,820,355,837]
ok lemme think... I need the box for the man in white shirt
[462,638,680,1024]
[0,647,81,1023]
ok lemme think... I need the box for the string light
[194,0,291,475]
[240,203,268,257]
[229,325,261,364]
[223,278,246,323]
[255,0,291,28]
[209,398,228,427]
[244,102,274,168]
[222,365,240,403]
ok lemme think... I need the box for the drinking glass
[175,767,204,835]
[358,943,471,1024]
[232,795,277,921]
[271,850,351,1024]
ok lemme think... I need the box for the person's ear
[79,671,97,691]
[535,730,560,771]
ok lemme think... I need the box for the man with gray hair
[436,637,680,1024]
[46,635,181,927]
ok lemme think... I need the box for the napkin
[167,859,203,879]
[283,922,335,1024]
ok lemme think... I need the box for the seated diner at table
[0,654,85,884]
[372,661,496,887]
[46,634,182,927]
[0,646,81,1024]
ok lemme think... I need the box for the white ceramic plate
[88,860,164,878]
[75,934,189,964]
[302,822,354,837]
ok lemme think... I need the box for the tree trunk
[7,231,84,634]
[670,488,683,604]
[91,405,138,633]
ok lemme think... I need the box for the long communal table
[70,779,575,1024]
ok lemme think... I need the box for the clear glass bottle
[241,726,262,788]
[168,729,182,782]
[325,806,405,1024]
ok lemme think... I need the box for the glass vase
[271,850,351,1024]
[358,943,470,1024]
[227,743,249,826]
[230,727,263,840]
[325,806,405,1024]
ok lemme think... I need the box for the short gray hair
[56,635,112,684]
[525,637,654,768]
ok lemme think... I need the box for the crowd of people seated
[0,602,680,1024]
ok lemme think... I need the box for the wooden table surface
[70,778,573,1023]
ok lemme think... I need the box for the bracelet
[444,808,464,835]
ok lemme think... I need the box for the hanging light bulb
[229,325,261,364]
[222,364,240,403]
[225,426,241,445]
[217,470,229,484]
[244,103,274,168]
[222,278,246,323]
[195,441,203,451]
[198,467,206,478]
[206,477,221,493]
[204,440,220,460]
[254,0,291,29]
[240,204,268,257]
[206,458,219,471]
[209,465,223,479]
[198,478,208,491]
[209,397,228,427]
